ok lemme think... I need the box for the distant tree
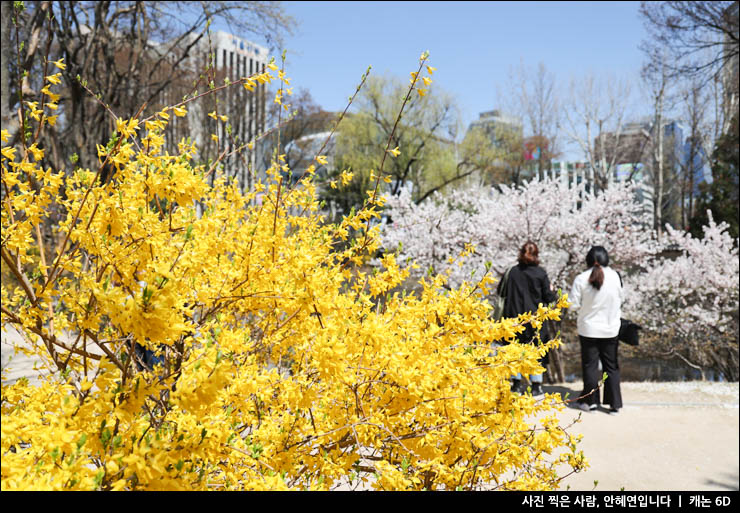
[639,1,739,79]
[642,52,677,238]
[381,179,656,294]
[639,1,739,134]
[675,76,713,229]
[691,114,739,239]
[323,74,498,216]
[562,72,634,192]
[510,61,561,178]
[1,1,294,173]
[457,125,513,186]
[491,61,561,185]
[625,216,739,381]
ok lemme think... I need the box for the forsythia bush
[1,56,584,490]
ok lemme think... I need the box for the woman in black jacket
[496,240,557,395]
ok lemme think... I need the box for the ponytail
[585,246,609,290]
[588,261,604,290]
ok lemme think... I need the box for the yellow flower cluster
[1,59,585,491]
[409,53,435,98]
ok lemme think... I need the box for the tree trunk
[547,346,566,384]
[654,91,665,239]
[688,134,697,224]
[546,320,566,383]
[1,0,15,133]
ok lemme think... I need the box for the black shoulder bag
[492,267,512,321]
[616,271,641,346]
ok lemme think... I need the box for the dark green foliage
[691,115,739,240]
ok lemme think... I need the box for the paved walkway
[543,381,738,491]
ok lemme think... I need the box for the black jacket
[497,263,557,344]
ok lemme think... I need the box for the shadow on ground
[542,383,586,407]
[703,472,740,491]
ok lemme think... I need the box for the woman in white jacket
[569,246,624,414]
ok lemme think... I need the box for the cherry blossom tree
[381,178,659,383]
[381,180,739,381]
[381,178,657,291]
[622,214,739,380]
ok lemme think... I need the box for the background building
[157,30,269,191]
[468,109,524,148]
[591,117,716,228]
[466,109,524,182]
[593,120,652,172]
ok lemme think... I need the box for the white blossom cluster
[623,213,739,342]
[381,179,657,290]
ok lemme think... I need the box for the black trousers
[579,335,622,409]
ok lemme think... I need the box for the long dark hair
[518,240,540,266]
[586,246,609,290]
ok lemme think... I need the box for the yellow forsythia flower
[45,73,62,85]
[115,117,139,138]
[40,85,60,102]
[340,170,354,185]
[27,144,44,161]
[0,56,581,493]
[1,146,16,160]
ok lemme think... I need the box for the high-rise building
[156,30,269,190]
[590,117,719,228]
[467,109,523,149]
[466,109,524,181]
[592,120,652,170]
